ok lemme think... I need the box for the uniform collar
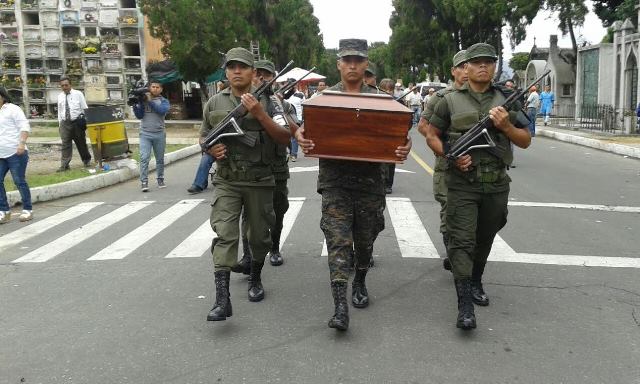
[459,82,496,93]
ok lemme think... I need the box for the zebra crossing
[1,197,639,268]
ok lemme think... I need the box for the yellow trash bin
[85,106,130,161]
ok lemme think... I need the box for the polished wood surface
[302,92,412,163]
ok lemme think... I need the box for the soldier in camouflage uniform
[295,39,412,331]
[234,59,297,273]
[202,48,292,322]
[426,43,531,330]
[418,50,468,271]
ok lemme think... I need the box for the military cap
[255,59,276,75]
[338,38,368,58]
[452,50,467,67]
[465,43,498,61]
[365,62,377,76]
[225,47,254,67]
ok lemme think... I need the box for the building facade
[0,0,149,118]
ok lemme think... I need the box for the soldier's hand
[295,125,315,153]
[208,143,227,160]
[241,94,264,117]
[455,154,472,172]
[395,135,412,161]
[489,106,511,132]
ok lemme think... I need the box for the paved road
[1,131,639,384]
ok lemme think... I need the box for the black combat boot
[442,232,452,271]
[471,262,489,306]
[455,279,476,330]
[248,261,265,302]
[269,228,284,266]
[231,237,252,275]
[207,270,232,321]
[351,268,369,308]
[328,281,349,331]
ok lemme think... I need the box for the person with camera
[57,76,91,172]
[132,79,170,192]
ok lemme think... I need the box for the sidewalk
[6,121,640,206]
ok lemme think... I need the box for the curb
[537,129,640,160]
[7,144,201,206]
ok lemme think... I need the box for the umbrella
[276,67,325,83]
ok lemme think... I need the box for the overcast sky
[309,0,609,59]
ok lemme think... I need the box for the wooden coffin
[301,91,412,163]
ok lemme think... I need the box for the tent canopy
[275,67,325,83]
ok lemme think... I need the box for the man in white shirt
[286,84,304,161]
[57,76,91,171]
[0,86,33,223]
[407,86,422,126]
[525,85,540,137]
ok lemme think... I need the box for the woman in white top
[0,87,32,223]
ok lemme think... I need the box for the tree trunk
[495,27,504,82]
[566,18,578,66]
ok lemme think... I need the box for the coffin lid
[302,90,412,113]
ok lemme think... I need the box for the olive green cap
[338,38,368,58]
[465,43,498,61]
[255,59,275,75]
[452,50,467,67]
[224,47,254,67]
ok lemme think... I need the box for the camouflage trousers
[210,181,275,271]
[446,188,508,279]
[242,178,289,251]
[320,188,385,282]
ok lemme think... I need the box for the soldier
[425,43,531,330]
[295,39,411,331]
[234,59,297,273]
[364,63,377,87]
[417,49,468,271]
[203,47,292,322]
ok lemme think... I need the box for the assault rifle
[276,66,317,99]
[201,60,295,150]
[445,70,550,160]
[394,86,417,102]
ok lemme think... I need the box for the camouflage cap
[224,47,254,67]
[452,50,467,67]
[365,62,377,76]
[338,38,368,58]
[255,59,276,75]
[465,43,498,61]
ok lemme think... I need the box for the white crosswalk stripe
[13,201,153,263]
[87,199,204,261]
[4,197,639,269]
[165,220,214,259]
[0,202,103,253]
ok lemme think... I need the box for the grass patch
[3,144,189,191]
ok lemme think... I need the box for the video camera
[127,79,149,107]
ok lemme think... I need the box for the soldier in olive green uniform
[234,59,296,273]
[202,48,292,322]
[418,50,468,271]
[426,43,531,330]
[295,39,411,331]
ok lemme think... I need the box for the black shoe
[141,181,149,192]
[471,280,490,306]
[56,166,70,172]
[385,186,392,194]
[83,161,92,168]
[268,250,283,266]
[443,257,452,271]
[187,185,204,194]
[455,279,477,330]
[207,270,232,321]
[351,269,369,308]
[248,261,265,302]
[328,281,349,331]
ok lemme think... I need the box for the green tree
[509,52,530,71]
[314,48,340,86]
[593,0,636,27]
[140,0,255,98]
[545,0,588,64]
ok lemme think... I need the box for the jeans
[192,152,215,189]
[411,105,421,125]
[527,107,537,137]
[139,130,166,183]
[0,151,32,211]
[290,137,298,157]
